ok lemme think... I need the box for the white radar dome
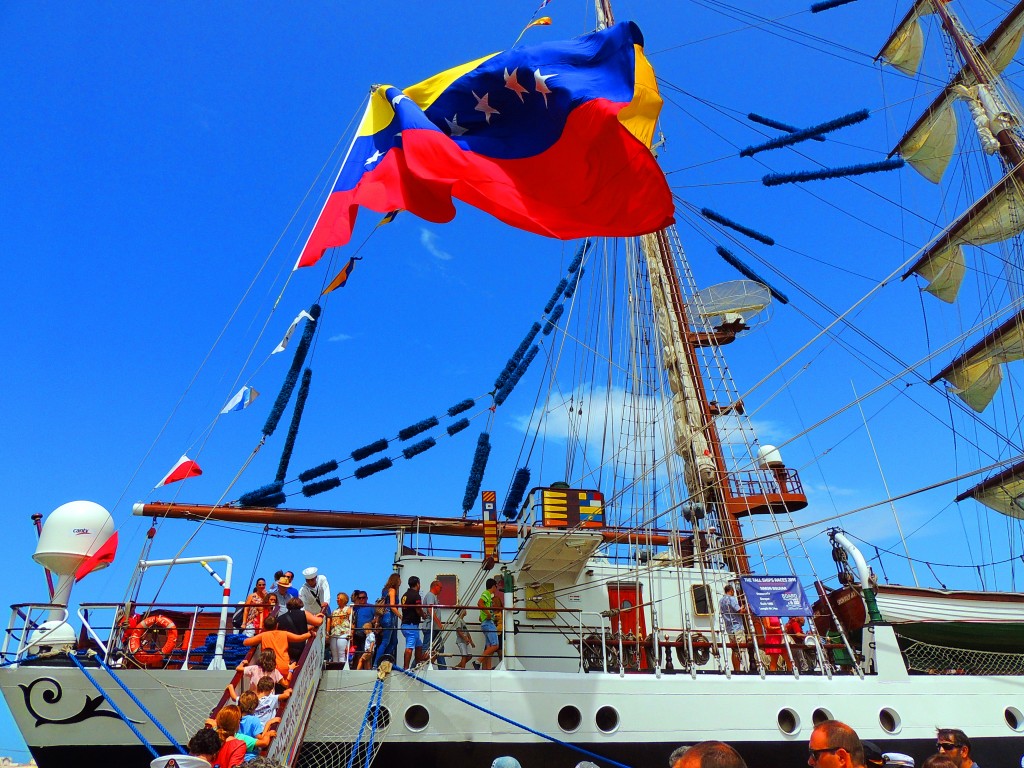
[33,500,115,576]
[758,445,784,469]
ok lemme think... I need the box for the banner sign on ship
[740,575,813,617]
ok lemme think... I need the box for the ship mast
[595,0,758,574]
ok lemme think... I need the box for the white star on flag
[364,149,383,168]
[534,69,556,107]
[472,90,500,123]
[504,68,528,102]
[445,115,468,136]
[272,310,315,354]
[391,93,408,107]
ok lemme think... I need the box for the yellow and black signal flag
[513,16,552,46]
[322,256,361,295]
[376,210,401,227]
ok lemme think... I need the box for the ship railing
[727,468,804,497]
[2,603,70,665]
[72,601,244,670]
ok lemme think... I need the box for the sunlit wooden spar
[133,501,679,546]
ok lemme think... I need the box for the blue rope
[92,652,186,753]
[345,677,384,768]
[364,678,385,768]
[67,652,158,758]
[395,666,633,768]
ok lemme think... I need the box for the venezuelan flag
[297,22,673,268]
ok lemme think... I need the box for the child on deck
[254,675,292,727]
[453,609,475,669]
[236,649,290,693]
[236,691,263,742]
[207,704,279,768]
[242,614,310,676]
[356,623,376,670]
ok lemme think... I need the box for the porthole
[1005,706,1024,731]
[374,706,391,730]
[596,705,619,733]
[777,708,800,735]
[558,705,582,733]
[404,704,429,731]
[879,708,900,734]
[812,708,833,726]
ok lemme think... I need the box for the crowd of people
[483,724,981,768]
[155,565,509,767]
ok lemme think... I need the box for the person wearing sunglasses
[935,729,978,768]
[808,720,866,768]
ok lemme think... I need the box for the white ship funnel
[32,500,115,617]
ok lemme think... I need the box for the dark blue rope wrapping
[563,267,584,300]
[461,432,492,513]
[700,208,775,246]
[495,322,542,390]
[542,304,564,335]
[447,418,471,436]
[354,457,394,479]
[402,437,436,460]
[495,345,540,406]
[811,0,858,11]
[67,653,159,757]
[275,368,313,483]
[262,304,321,438]
[92,652,186,753]
[543,278,569,314]
[352,438,389,461]
[567,239,590,273]
[258,492,287,508]
[501,467,531,519]
[447,398,475,417]
[238,481,284,507]
[748,113,825,142]
[716,246,790,304]
[762,157,904,186]
[298,460,339,483]
[398,416,439,442]
[345,677,384,768]
[302,477,341,497]
[740,108,869,157]
[395,665,633,768]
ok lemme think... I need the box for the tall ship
[4,0,1024,767]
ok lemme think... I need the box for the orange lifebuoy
[126,614,178,667]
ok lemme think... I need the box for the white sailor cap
[303,566,319,579]
[150,756,212,768]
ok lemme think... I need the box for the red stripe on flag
[74,532,118,582]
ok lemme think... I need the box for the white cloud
[329,333,353,342]
[420,228,453,261]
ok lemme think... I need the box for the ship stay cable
[680,202,1024,461]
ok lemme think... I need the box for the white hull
[3,627,1024,768]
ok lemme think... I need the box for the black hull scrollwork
[18,677,142,727]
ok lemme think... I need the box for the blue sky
[4,0,1024,760]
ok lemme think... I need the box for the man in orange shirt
[242,615,310,675]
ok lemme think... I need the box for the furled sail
[903,173,1024,302]
[641,232,718,490]
[897,101,958,183]
[887,3,1024,183]
[931,309,1024,411]
[877,0,935,75]
[956,459,1024,520]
